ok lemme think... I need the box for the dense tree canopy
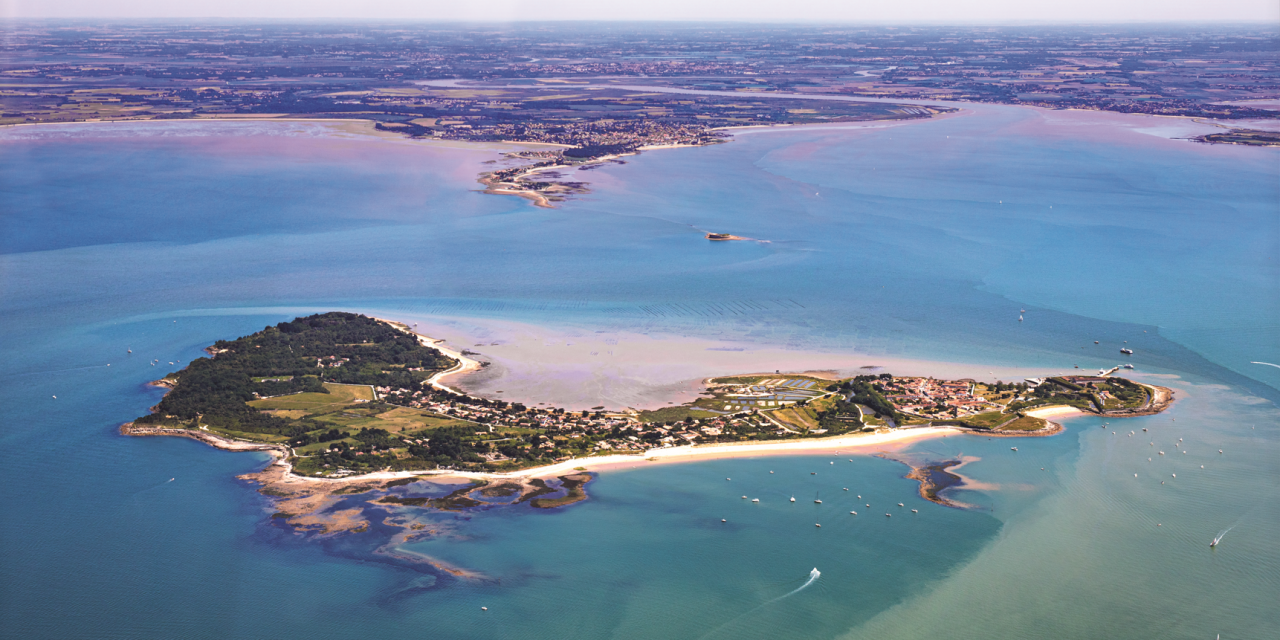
[135,312,453,436]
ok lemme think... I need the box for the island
[122,312,1172,534]
[1192,128,1280,147]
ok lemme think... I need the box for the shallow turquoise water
[1,110,1276,639]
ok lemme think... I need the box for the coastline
[122,314,1170,489]
[116,312,1179,539]
[120,417,972,536]
[372,317,482,395]
[123,419,966,485]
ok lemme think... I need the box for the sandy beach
[233,423,968,488]
[1024,405,1086,419]
[374,317,482,394]
[471,426,965,479]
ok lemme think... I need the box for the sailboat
[1018,315,1023,322]
[814,491,822,504]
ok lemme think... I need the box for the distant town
[4,23,1275,128]
[4,23,1276,203]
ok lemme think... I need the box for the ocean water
[1,107,1276,639]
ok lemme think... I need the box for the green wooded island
[124,312,1172,479]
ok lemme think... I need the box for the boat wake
[1211,527,1232,548]
[1250,361,1280,369]
[696,568,821,639]
[763,567,821,605]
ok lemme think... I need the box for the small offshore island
[123,313,1172,536]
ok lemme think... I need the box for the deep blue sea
[1,107,1276,639]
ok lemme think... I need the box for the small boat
[885,513,891,517]
[815,523,821,528]
[898,502,904,507]
[850,511,857,515]
[1094,341,1099,344]
[911,509,918,513]
[741,496,748,499]
[1011,447,1018,451]
[751,498,759,503]
[843,488,848,491]
[721,519,726,522]
[1121,348,1133,355]
[1123,364,1134,369]
[810,472,816,475]
[790,496,796,502]
[127,349,132,353]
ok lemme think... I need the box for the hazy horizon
[4,0,1277,23]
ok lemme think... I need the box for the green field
[772,405,821,431]
[251,382,475,456]
[961,411,1013,428]
[309,406,471,434]
[249,383,374,411]
[637,406,721,423]
[998,416,1049,431]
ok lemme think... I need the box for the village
[299,365,1157,477]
